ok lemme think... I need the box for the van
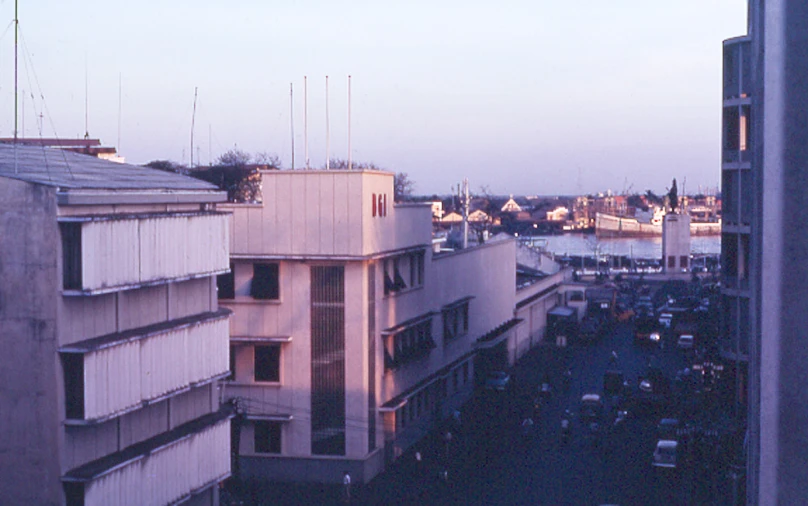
[677,334,694,349]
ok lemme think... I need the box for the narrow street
[421,320,731,506]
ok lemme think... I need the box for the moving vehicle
[652,440,678,468]
[677,334,694,349]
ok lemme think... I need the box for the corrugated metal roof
[0,143,217,191]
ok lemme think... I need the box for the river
[524,234,720,259]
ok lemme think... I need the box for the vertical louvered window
[311,265,346,455]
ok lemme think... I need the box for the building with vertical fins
[219,168,539,484]
[724,1,808,504]
[720,29,752,417]
[0,145,233,506]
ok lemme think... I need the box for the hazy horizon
[0,1,746,195]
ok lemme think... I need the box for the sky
[0,0,747,196]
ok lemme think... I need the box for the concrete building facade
[0,146,233,506]
[219,169,521,484]
[723,1,808,503]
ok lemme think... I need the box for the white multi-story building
[0,145,233,506]
[219,169,526,484]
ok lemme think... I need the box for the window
[680,256,689,269]
[64,482,85,506]
[217,262,235,299]
[250,263,279,300]
[383,251,425,296]
[254,421,282,454]
[229,345,237,381]
[442,300,470,342]
[384,319,435,370]
[668,256,676,269]
[254,345,280,382]
[62,353,84,419]
[60,223,82,290]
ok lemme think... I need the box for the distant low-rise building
[0,145,233,506]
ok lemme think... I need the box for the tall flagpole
[304,76,309,169]
[290,82,295,169]
[325,75,330,170]
[347,75,352,170]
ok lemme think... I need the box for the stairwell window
[384,319,435,370]
[251,263,280,300]
[254,345,280,383]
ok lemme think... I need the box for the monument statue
[667,178,678,213]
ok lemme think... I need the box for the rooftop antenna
[117,73,122,152]
[347,75,352,170]
[304,75,309,169]
[290,82,295,169]
[208,124,212,166]
[190,86,198,168]
[325,75,330,170]
[84,55,89,139]
[13,0,19,173]
[20,88,24,137]
[13,0,19,143]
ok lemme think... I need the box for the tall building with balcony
[0,146,233,506]
[720,32,753,411]
[219,169,520,484]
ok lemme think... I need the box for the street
[420,319,732,506]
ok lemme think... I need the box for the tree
[645,190,664,207]
[394,172,415,201]
[217,148,252,167]
[255,152,282,169]
[145,160,186,173]
[323,158,382,171]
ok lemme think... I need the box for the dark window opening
[443,301,470,342]
[64,482,85,506]
[229,345,237,381]
[254,420,282,453]
[251,263,280,300]
[668,256,676,269]
[62,353,85,420]
[255,345,280,382]
[60,223,82,290]
[680,256,689,268]
[385,319,435,370]
[217,262,235,299]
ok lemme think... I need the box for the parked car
[652,440,678,468]
[677,334,694,349]
[485,371,510,391]
[580,393,603,423]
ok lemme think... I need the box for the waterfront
[526,233,720,259]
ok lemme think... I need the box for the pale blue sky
[0,0,746,195]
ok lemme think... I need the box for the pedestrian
[342,471,351,503]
